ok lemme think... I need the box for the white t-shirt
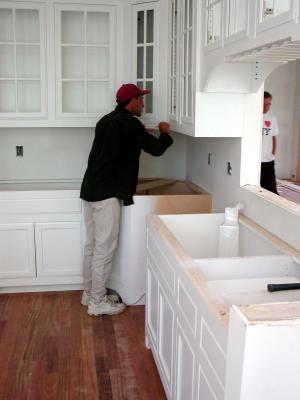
[261,112,279,162]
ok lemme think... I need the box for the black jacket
[80,105,173,206]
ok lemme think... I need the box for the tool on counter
[267,283,300,292]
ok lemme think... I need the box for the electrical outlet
[16,146,23,157]
[227,161,232,175]
[208,153,211,165]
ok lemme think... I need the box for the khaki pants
[82,198,121,304]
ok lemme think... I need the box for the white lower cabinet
[0,221,82,284]
[35,222,82,276]
[0,187,84,291]
[0,223,36,278]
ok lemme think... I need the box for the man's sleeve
[139,124,173,156]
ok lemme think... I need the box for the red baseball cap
[116,83,151,103]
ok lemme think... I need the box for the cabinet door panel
[0,223,35,278]
[35,222,82,276]
[146,264,159,346]
[175,322,196,400]
[0,2,46,118]
[158,287,174,392]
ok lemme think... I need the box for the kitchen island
[146,213,300,400]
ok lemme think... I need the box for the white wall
[0,128,186,182]
[186,137,241,211]
[264,60,300,179]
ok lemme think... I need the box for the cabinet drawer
[0,194,81,214]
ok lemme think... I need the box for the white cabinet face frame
[55,4,116,119]
[205,0,223,52]
[0,2,46,118]
[256,0,296,33]
[168,0,179,122]
[180,0,194,124]
[0,223,36,278]
[224,0,250,44]
[132,2,158,120]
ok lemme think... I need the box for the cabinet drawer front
[0,223,36,278]
[0,197,81,214]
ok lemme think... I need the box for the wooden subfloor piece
[0,291,166,400]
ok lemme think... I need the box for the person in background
[80,83,173,316]
[260,91,279,195]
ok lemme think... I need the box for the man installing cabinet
[80,83,173,316]
[261,91,279,195]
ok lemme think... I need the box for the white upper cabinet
[168,0,198,135]
[256,0,296,33]
[55,4,116,120]
[205,0,222,50]
[0,2,46,119]
[131,1,168,128]
[225,0,249,44]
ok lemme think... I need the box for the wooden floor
[0,291,166,400]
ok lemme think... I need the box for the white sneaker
[81,291,120,306]
[87,296,126,316]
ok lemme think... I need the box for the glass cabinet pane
[146,10,154,43]
[146,46,153,78]
[16,45,40,79]
[17,81,41,112]
[87,12,109,45]
[137,11,144,44]
[0,9,13,42]
[15,9,39,43]
[206,0,221,44]
[137,47,144,79]
[0,81,15,112]
[61,11,84,44]
[87,81,108,113]
[87,47,109,79]
[62,46,84,79]
[236,0,247,32]
[62,81,84,112]
[0,45,15,78]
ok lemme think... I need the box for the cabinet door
[175,321,196,400]
[168,0,179,122]
[0,2,46,118]
[179,0,194,124]
[132,2,158,125]
[256,0,296,33]
[0,223,35,278]
[225,0,249,44]
[35,222,82,276]
[55,4,116,118]
[158,286,174,396]
[205,0,223,50]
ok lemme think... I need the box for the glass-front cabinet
[132,2,158,123]
[225,0,249,43]
[55,4,115,118]
[0,2,46,118]
[257,0,296,32]
[205,0,222,50]
[168,0,195,132]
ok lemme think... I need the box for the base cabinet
[35,222,82,276]
[0,187,83,291]
[0,223,36,278]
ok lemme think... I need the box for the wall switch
[227,161,232,175]
[16,146,23,157]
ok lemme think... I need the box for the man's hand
[158,122,170,134]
